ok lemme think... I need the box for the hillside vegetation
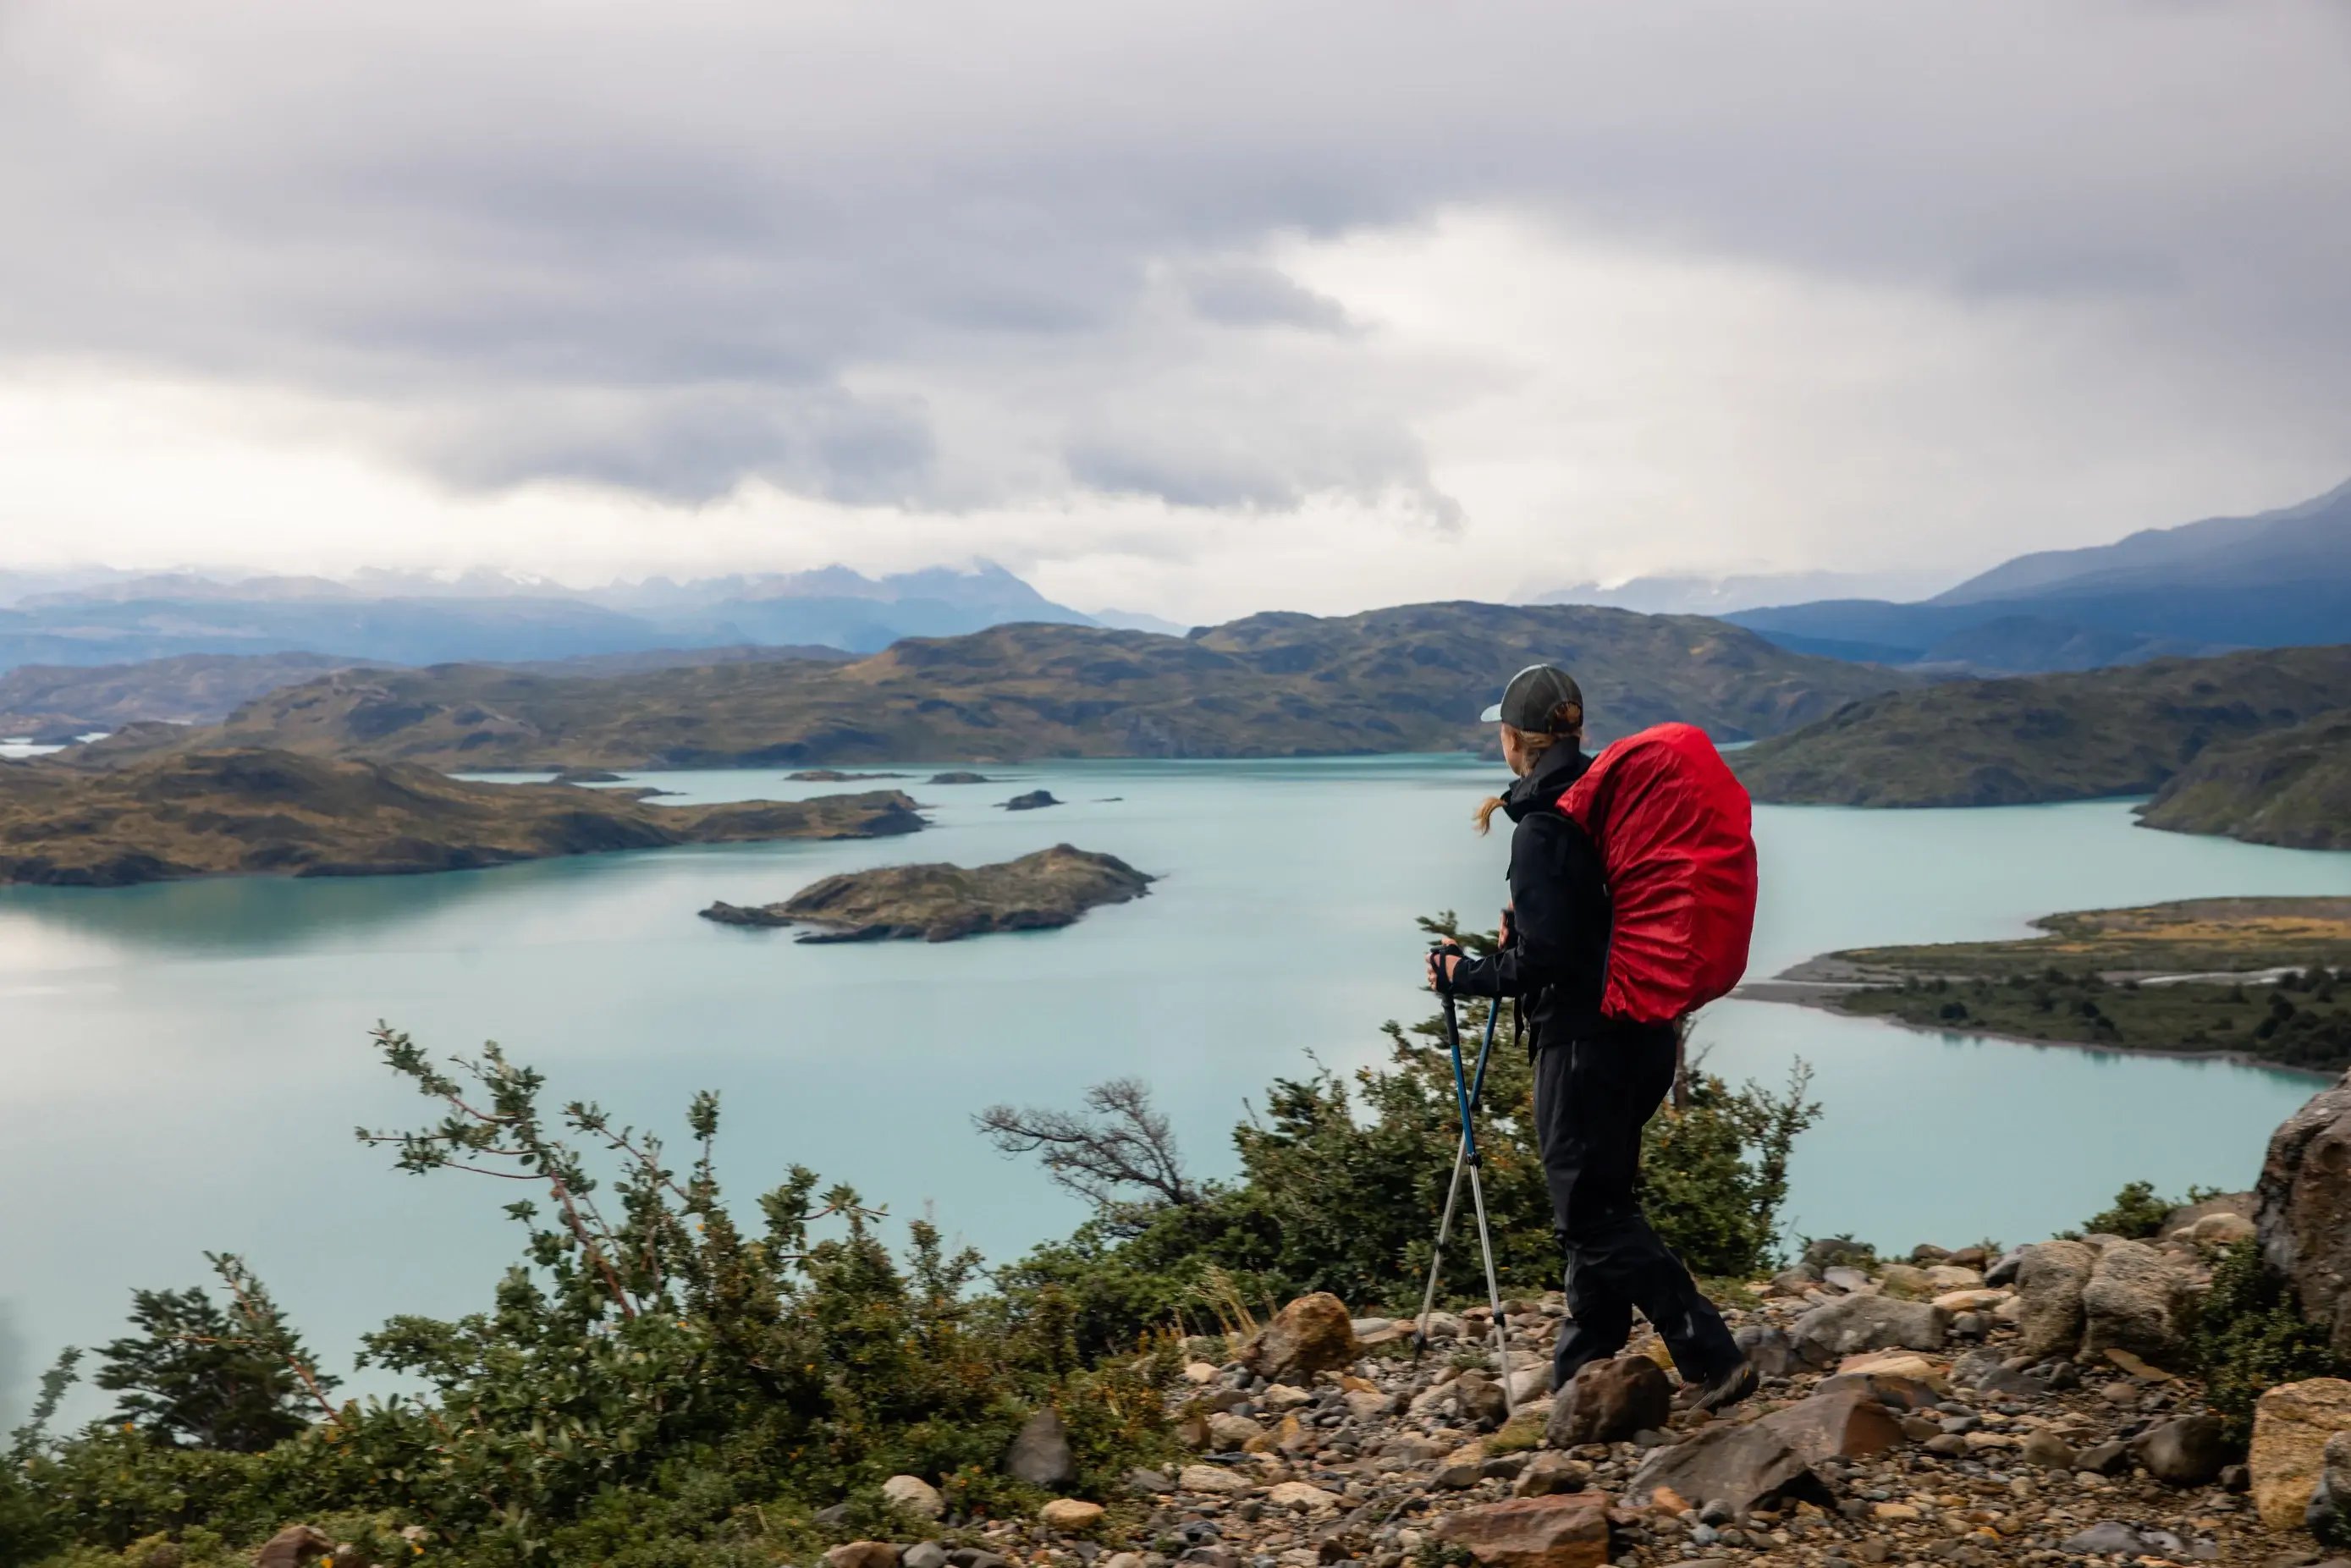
[1732,644,2351,818]
[69,603,1907,770]
[1781,898,2351,1073]
[0,750,922,886]
[2138,709,2351,849]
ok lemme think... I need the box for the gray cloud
[0,1,2344,514]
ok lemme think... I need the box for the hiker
[1426,663,1758,1413]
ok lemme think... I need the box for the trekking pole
[1410,949,1517,1419]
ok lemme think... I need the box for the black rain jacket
[1443,740,1654,1048]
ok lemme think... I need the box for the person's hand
[1499,905,1516,949]
[1426,949,1462,991]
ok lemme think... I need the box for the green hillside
[1732,643,2351,812]
[74,602,1905,770]
[2138,708,2351,849]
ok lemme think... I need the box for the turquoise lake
[3,755,2347,1422]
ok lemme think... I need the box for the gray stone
[1126,1468,1175,1496]
[883,1476,944,1521]
[2134,1413,2230,1487]
[2309,1429,2351,1549]
[1787,1295,1948,1362]
[1984,1247,2027,1288]
[2081,1240,2193,1367]
[2013,1240,2098,1360]
[1734,1324,1797,1379]
[2061,1522,2146,1555]
[1007,1409,1076,1488]
[904,1546,950,1568]
[2074,1440,2130,1477]
[1769,1264,1821,1297]
[1625,1419,1833,1520]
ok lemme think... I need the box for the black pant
[1533,1027,1740,1389]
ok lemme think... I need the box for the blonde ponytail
[1472,701,1586,835]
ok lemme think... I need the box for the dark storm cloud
[0,0,2343,510]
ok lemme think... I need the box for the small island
[700,845,1153,943]
[1748,896,2351,1074]
[787,768,910,782]
[0,749,925,887]
[927,771,993,784]
[550,767,624,784]
[1000,789,1060,811]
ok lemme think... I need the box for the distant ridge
[0,561,1098,674]
[1724,477,2351,673]
[67,602,1911,771]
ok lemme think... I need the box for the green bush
[2194,1238,2348,1446]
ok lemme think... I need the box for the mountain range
[67,602,1908,771]
[0,562,1094,674]
[1723,478,2351,673]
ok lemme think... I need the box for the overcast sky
[1,1,2346,621]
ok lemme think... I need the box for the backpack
[1557,722,1759,1026]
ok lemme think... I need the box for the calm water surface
[3,756,2346,1420]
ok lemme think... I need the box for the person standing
[1425,663,1757,1412]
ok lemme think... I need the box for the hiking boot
[1682,1356,1759,1414]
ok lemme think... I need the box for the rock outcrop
[2258,1070,2351,1356]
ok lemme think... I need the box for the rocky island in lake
[700,843,1153,941]
[0,748,924,886]
[1000,789,1060,811]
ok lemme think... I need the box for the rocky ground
[831,1204,2351,1568]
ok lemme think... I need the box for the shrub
[2194,1238,2348,1445]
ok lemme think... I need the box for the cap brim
[1478,703,1503,723]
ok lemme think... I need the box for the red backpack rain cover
[1558,722,1758,1026]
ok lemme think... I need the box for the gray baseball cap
[1480,663,1584,731]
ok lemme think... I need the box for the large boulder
[2012,1240,2099,1359]
[1432,1492,1612,1568]
[1006,1408,1076,1488]
[2249,1377,2351,1529]
[1787,1295,1948,1362]
[2079,1240,2194,1367]
[1624,1419,1833,1520]
[1545,1356,1673,1448]
[1754,1386,1904,1464]
[2259,1073,2351,1357]
[1242,1293,1361,1384]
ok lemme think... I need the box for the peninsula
[700,844,1153,942]
[1751,897,2351,1073]
[0,749,923,887]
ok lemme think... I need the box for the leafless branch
[975,1076,1197,1212]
